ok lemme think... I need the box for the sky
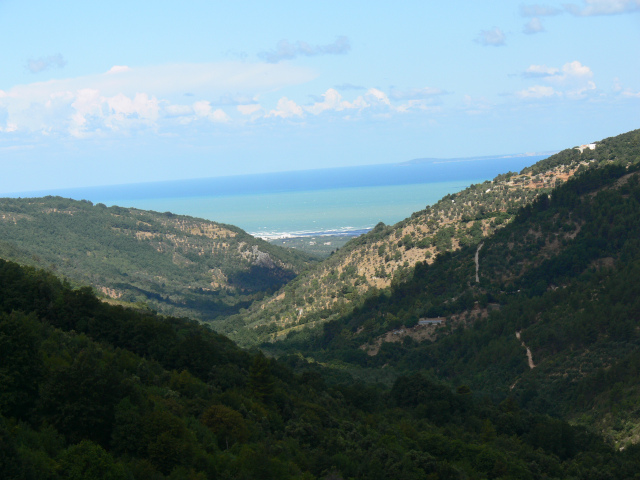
[1,0,639,194]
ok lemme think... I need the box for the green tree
[58,440,129,480]
[201,404,248,449]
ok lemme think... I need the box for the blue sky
[1,0,639,193]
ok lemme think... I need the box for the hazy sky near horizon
[1,0,639,193]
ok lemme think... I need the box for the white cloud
[106,92,160,130]
[305,88,352,115]
[70,89,105,137]
[560,60,593,79]
[523,64,560,77]
[516,85,559,98]
[565,0,640,16]
[365,88,392,106]
[0,61,314,136]
[303,88,394,116]
[268,97,304,118]
[258,36,350,63]
[0,122,18,133]
[26,54,66,74]
[210,109,231,123]
[523,17,545,34]
[612,78,640,97]
[193,100,213,118]
[193,100,230,123]
[518,61,596,100]
[522,61,592,82]
[475,27,506,46]
[267,87,406,119]
[0,59,452,139]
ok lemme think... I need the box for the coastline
[251,226,373,241]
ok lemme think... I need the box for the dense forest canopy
[2,256,640,479]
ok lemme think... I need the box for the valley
[2,128,640,478]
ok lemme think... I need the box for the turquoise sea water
[97,179,486,238]
[16,154,551,238]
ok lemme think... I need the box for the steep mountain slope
[3,257,640,479]
[0,197,317,321]
[278,156,640,445]
[222,129,640,346]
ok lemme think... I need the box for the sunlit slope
[221,129,640,346]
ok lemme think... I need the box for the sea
[16,153,551,239]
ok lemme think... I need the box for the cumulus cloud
[565,0,640,16]
[109,93,159,119]
[0,61,315,136]
[550,61,593,82]
[191,100,231,123]
[366,88,391,105]
[523,17,545,33]
[26,54,67,74]
[0,58,449,138]
[475,27,506,46]
[305,89,352,115]
[262,86,437,120]
[267,97,304,118]
[258,36,350,63]
[522,61,592,82]
[66,90,164,137]
[69,89,105,137]
[518,61,596,100]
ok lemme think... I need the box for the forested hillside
[273,153,640,445]
[222,129,640,346]
[3,257,640,479]
[0,197,317,321]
